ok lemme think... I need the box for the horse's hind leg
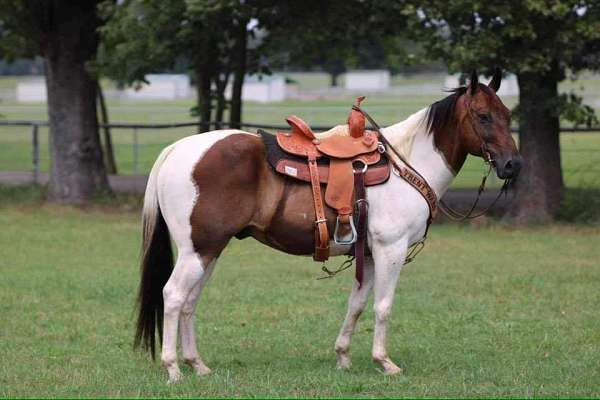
[179,259,217,376]
[161,251,207,383]
[334,258,374,369]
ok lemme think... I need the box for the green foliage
[558,92,600,127]
[97,0,270,125]
[0,1,38,60]
[96,0,188,85]
[407,0,600,121]
[407,1,600,74]
[260,1,415,78]
[558,188,600,223]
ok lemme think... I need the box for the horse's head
[427,69,522,180]
[455,70,522,179]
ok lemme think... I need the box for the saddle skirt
[260,130,390,187]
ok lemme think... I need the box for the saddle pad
[258,129,390,186]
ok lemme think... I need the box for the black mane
[426,87,467,136]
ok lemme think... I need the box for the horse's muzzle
[495,154,522,179]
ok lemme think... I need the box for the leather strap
[353,104,439,229]
[308,155,329,261]
[354,169,367,287]
[392,161,438,221]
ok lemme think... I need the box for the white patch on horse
[147,129,255,383]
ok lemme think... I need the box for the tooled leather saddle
[260,97,391,285]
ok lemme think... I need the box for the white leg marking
[371,241,408,375]
[334,258,375,370]
[161,253,206,384]
[179,260,216,376]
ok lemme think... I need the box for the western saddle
[266,97,390,285]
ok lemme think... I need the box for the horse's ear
[489,67,502,92]
[469,70,479,95]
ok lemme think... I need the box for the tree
[261,1,409,86]
[97,0,261,131]
[406,0,600,223]
[0,0,111,203]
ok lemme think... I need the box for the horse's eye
[478,113,492,124]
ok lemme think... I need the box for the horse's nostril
[504,160,513,172]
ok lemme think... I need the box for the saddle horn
[348,96,366,138]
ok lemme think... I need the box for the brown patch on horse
[190,134,266,265]
[426,83,514,173]
[190,133,338,264]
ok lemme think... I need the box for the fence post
[133,127,139,174]
[31,124,39,184]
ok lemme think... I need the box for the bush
[558,188,600,224]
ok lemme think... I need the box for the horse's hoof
[336,354,352,370]
[383,364,402,376]
[195,366,212,376]
[166,368,182,384]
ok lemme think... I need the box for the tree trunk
[196,65,212,132]
[214,72,230,129]
[97,82,118,174]
[44,1,110,203]
[230,19,248,129]
[330,72,340,87]
[505,71,563,223]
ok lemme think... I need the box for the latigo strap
[307,154,329,261]
[353,168,368,287]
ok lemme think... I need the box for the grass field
[1,186,599,397]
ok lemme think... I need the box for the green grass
[0,186,599,397]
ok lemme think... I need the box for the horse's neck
[383,108,456,197]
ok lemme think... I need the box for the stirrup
[333,215,357,245]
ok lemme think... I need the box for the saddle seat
[314,124,351,139]
[272,97,390,268]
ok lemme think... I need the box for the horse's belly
[250,178,347,256]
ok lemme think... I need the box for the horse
[134,70,522,383]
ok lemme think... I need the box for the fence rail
[1,119,599,183]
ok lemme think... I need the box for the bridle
[354,99,512,225]
[436,95,512,221]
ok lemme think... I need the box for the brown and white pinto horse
[135,71,521,383]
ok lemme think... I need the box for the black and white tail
[134,145,175,359]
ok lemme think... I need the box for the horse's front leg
[334,257,375,369]
[371,239,407,375]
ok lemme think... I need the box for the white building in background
[16,79,46,102]
[229,74,285,103]
[444,73,519,96]
[344,70,391,91]
[125,74,192,100]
